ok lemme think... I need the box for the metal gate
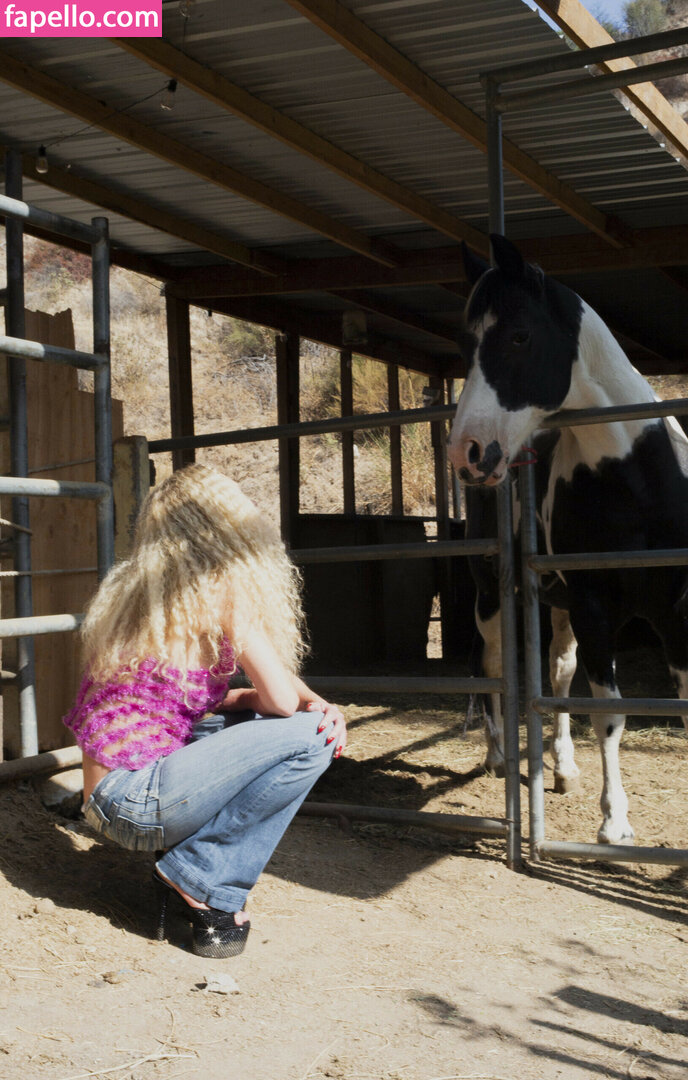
[0,149,114,758]
[483,28,688,870]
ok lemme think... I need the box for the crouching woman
[64,464,346,958]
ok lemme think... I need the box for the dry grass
[19,234,443,523]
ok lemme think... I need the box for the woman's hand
[307,699,347,759]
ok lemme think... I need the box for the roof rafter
[329,289,459,345]
[207,295,451,378]
[17,148,286,276]
[165,224,688,300]
[113,36,489,253]
[536,0,688,163]
[284,0,633,247]
[0,46,400,268]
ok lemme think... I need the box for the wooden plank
[276,334,300,545]
[166,295,195,471]
[0,47,399,267]
[340,349,355,514]
[114,37,488,252]
[537,0,688,162]
[387,365,403,515]
[167,223,688,303]
[1,308,124,755]
[285,0,631,246]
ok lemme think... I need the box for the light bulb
[160,79,178,111]
[36,145,48,174]
[179,0,196,16]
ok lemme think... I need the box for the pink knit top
[63,640,236,770]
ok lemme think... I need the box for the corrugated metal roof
[0,0,685,369]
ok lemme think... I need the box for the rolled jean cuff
[156,853,248,913]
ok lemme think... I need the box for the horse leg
[548,606,580,794]
[572,604,634,844]
[476,607,505,775]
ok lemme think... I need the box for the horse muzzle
[449,437,507,486]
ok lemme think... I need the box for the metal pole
[91,217,114,580]
[496,55,688,112]
[147,401,458,454]
[299,801,509,837]
[481,26,688,84]
[5,149,37,757]
[496,479,522,869]
[485,78,505,238]
[486,75,519,866]
[519,460,545,860]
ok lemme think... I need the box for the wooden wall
[0,309,123,757]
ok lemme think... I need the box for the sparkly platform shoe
[153,870,250,958]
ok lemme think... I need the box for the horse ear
[489,234,526,280]
[461,241,490,287]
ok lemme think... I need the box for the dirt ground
[0,668,687,1080]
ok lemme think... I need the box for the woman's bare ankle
[156,867,209,910]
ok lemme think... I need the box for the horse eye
[511,330,530,347]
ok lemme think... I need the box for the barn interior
[1,0,688,761]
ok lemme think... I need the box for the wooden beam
[537,0,688,163]
[276,333,300,545]
[387,364,403,515]
[166,295,195,471]
[113,37,488,253]
[165,223,688,302]
[340,349,355,514]
[330,289,458,345]
[17,146,284,276]
[284,0,631,246]
[0,47,399,267]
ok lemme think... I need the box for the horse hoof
[553,774,581,795]
[597,825,635,846]
[484,761,506,779]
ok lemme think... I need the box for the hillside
[19,237,439,523]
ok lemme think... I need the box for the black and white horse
[449,235,688,845]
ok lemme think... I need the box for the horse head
[448,235,582,486]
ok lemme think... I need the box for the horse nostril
[467,440,482,466]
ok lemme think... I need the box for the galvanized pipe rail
[521,396,688,868]
[1,150,113,756]
[148,402,457,454]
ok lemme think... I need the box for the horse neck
[558,301,657,468]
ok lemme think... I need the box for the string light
[160,78,178,111]
[36,145,48,174]
[179,0,196,16]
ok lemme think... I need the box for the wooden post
[340,349,355,514]
[276,333,300,545]
[430,376,452,657]
[165,294,195,471]
[388,364,403,515]
[113,436,151,560]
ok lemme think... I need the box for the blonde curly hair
[81,464,307,680]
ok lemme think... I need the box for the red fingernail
[326,736,334,744]
[335,748,342,758]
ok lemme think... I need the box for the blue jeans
[82,709,335,912]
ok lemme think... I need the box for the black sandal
[153,870,250,958]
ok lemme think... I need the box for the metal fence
[1,149,114,757]
[484,28,688,870]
